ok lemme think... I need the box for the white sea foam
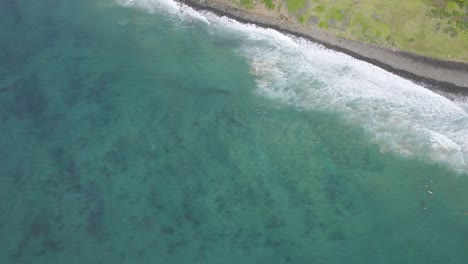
[115,0,468,173]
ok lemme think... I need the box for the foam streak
[115,0,468,173]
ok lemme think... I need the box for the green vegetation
[327,7,345,22]
[386,34,396,46]
[430,0,468,31]
[240,0,254,9]
[285,0,308,12]
[315,4,325,13]
[298,15,306,24]
[318,20,328,29]
[262,0,276,10]
[234,0,468,62]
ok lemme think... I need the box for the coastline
[178,0,468,97]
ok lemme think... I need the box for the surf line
[175,0,468,98]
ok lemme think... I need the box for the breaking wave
[115,0,468,173]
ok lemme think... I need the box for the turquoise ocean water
[1,0,468,263]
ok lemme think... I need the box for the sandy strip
[178,0,468,97]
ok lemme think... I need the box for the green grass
[263,0,276,10]
[430,0,468,31]
[235,0,468,62]
[315,4,325,13]
[285,0,308,12]
[240,0,254,9]
[318,20,328,29]
[298,14,307,24]
[327,7,345,22]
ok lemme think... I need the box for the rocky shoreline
[178,0,468,97]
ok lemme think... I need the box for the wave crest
[115,0,468,173]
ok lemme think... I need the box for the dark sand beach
[179,0,468,97]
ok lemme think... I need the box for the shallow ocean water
[1,0,468,263]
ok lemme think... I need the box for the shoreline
[178,0,468,98]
